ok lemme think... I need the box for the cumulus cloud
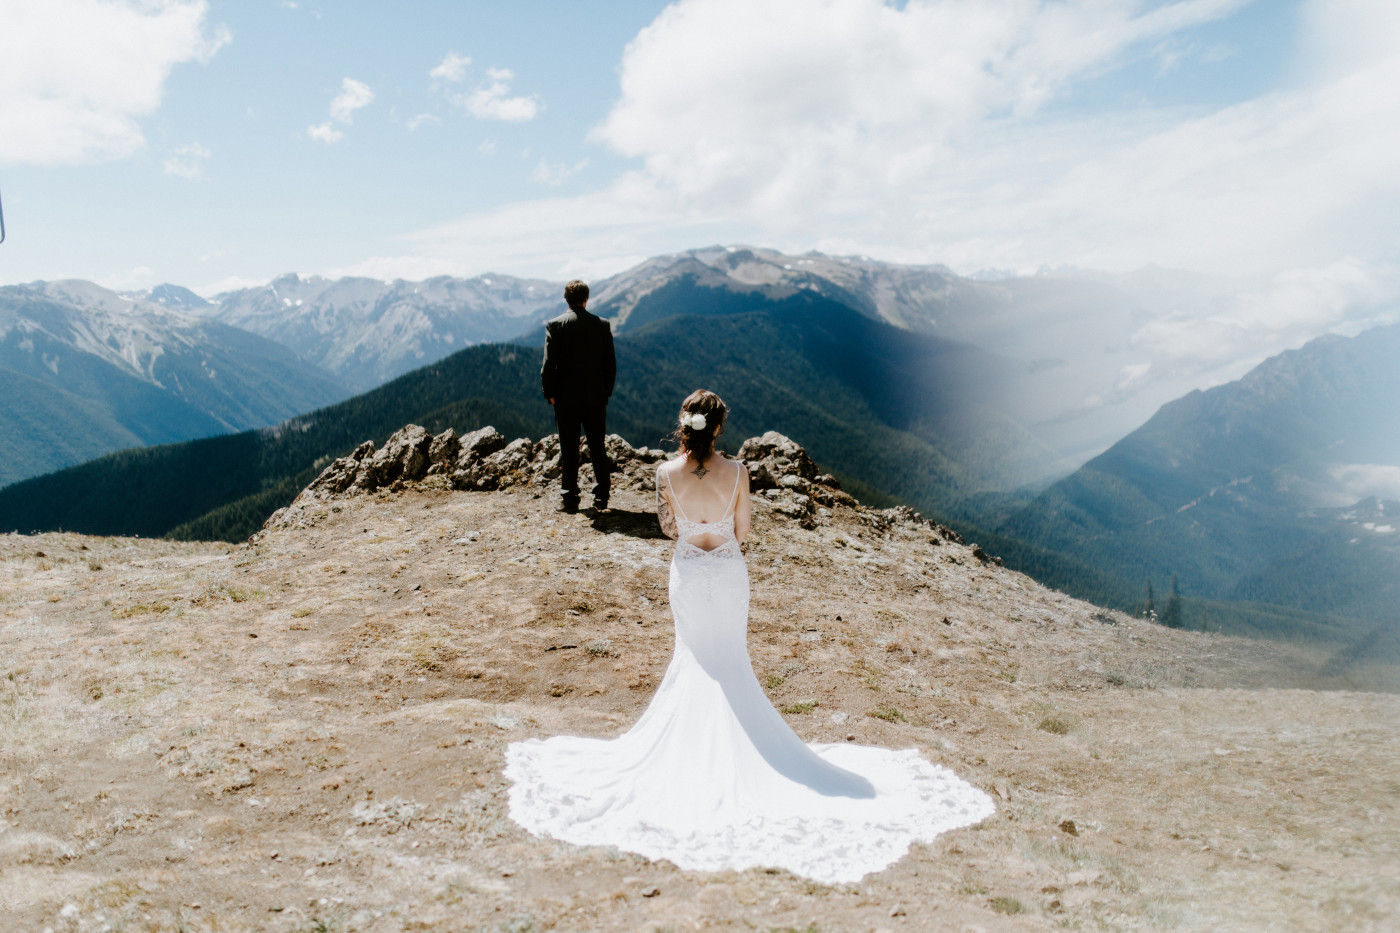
[307,77,374,143]
[162,141,211,178]
[463,68,540,122]
[385,0,1399,394]
[430,51,472,84]
[305,122,341,143]
[0,0,229,165]
[594,0,1247,219]
[429,54,540,122]
[329,78,374,122]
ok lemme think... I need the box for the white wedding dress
[505,460,994,883]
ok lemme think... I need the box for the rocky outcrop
[737,431,859,528]
[264,426,974,552]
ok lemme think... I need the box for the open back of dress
[666,459,744,560]
[505,455,995,883]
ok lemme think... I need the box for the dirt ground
[2,479,1397,932]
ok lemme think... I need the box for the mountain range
[133,246,1230,488]
[11,247,1232,495]
[191,272,563,392]
[0,280,348,488]
[975,322,1400,639]
[5,248,1395,650]
[587,246,1229,486]
[0,290,1003,542]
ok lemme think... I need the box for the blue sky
[1,1,673,290]
[1,0,1396,352]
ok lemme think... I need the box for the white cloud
[462,68,540,122]
[594,0,1248,217]
[392,178,720,279]
[323,254,471,282]
[405,113,440,130]
[573,0,1400,286]
[1115,361,1152,392]
[0,0,229,166]
[533,159,588,187]
[1330,464,1400,503]
[329,78,374,122]
[430,51,472,84]
[162,141,211,178]
[307,77,374,143]
[368,0,1400,397]
[306,122,343,144]
[1130,259,1399,368]
[96,265,157,291]
[195,274,267,298]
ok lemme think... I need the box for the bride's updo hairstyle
[674,389,727,462]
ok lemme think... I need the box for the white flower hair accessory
[682,412,707,431]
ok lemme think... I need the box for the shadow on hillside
[589,507,668,540]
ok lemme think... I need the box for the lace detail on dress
[668,463,744,561]
[506,742,995,884]
[674,514,743,561]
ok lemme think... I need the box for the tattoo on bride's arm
[656,485,678,540]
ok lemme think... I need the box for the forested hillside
[0,282,347,486]
[980,323,1400,639]
[0,291,1024,545]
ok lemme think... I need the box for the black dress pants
[554,401,611,506]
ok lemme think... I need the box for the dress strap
[723,460,743,519]
[664,465,691,522]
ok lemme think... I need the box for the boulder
[971,545,1002,566]
[360,424,432,488]
[738,432,819,489]
[531,434,563,481]
[772,492,817,529]
[603,434,636,462]
[306,440,376,496]
[532,433,561,462]
[425,428,461,475]
[458,426,507,466]
[453,460,500,492]
[490,438,536,475]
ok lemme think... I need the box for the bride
[506,390,994,883]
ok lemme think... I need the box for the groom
[541,279,615,514]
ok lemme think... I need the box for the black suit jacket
[540,307,616,407]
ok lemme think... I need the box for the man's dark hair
[564,279,590,310]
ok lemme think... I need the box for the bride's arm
[733,462,752,543]
[655,463,679,540]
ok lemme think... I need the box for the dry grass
[0,484,1395,932]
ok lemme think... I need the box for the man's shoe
[593,502,610,514]
[559,500,579,514]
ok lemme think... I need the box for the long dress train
[505,464,994,883]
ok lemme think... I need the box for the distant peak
[146,283,210,309]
